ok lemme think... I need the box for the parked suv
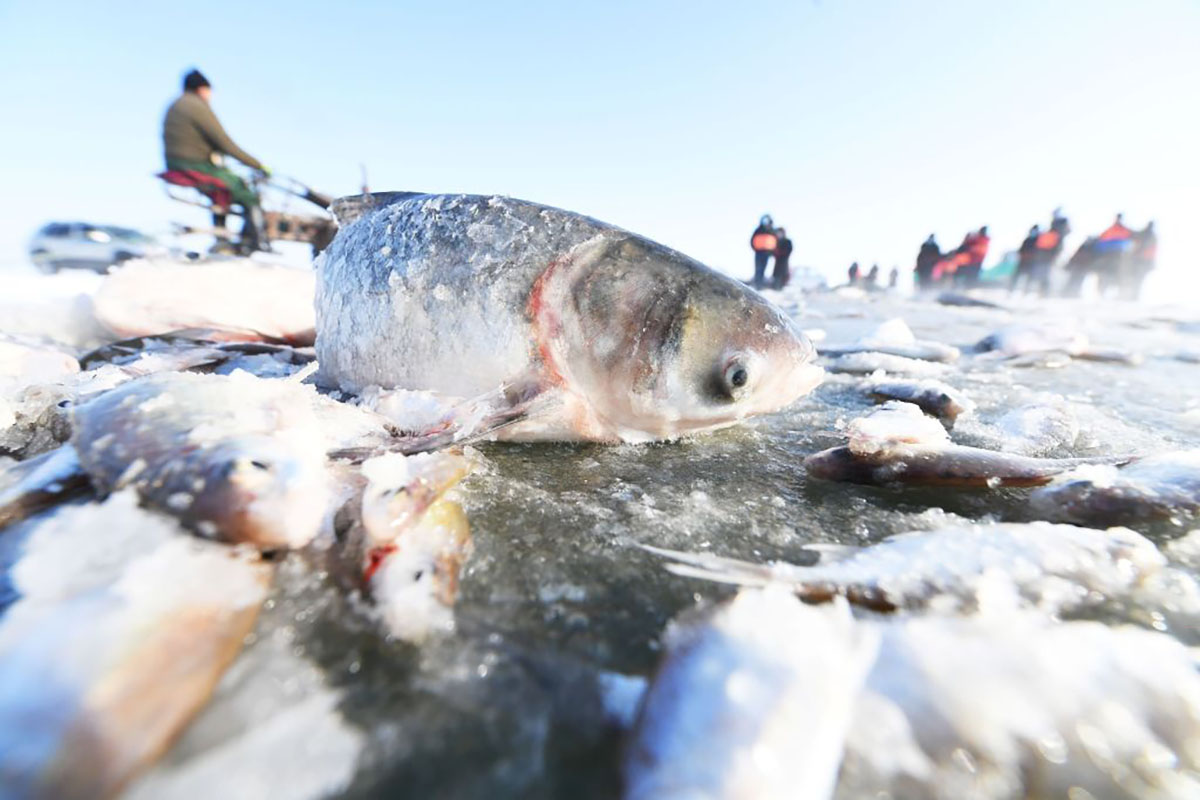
[28,222,168,273]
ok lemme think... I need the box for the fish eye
[717,357,752,400]
[249,459,272,471]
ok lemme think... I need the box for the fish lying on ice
[352,451,474,641]
[805,402,1129,487]
[975,323,1088,357]
[864,378,975,427]
[819,318,960,363]
[316,192,822,443]
[824,352,951,377]
[1030,450,1200,527]
[644,521,1176,616]
[975,323,1140,364]
[838,611,1200,799]
[624,590,1200,800]
[935,291,1006,309]
[622,589,878,800]
[2,341,236,460]
[0,371,399,548]
[0,492,272,800]
[92,258,318,345]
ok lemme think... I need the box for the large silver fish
[316,193,821,442]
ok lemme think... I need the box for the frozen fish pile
[1,198,1199,799]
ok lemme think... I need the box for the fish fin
[0,446,91,530]
[331,191,427,227]
[640,544,779,587]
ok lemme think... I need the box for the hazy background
[0,0,1196,299]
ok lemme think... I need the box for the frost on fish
[628,591,1200,800]
[0,492,271,800]
[975,323,1088,357]
[820,318,960,363]
[121,570,364,800]
[806,402,1125,488]
[623,589,878,800]
[646,522,1184,619]
[69,371,332,549]
[825,351,952,376]
[356,451,474,641]
[316,192,821,442]
[865,378,975,427]
[1031,451,1200,527]
[837,614,1200,800]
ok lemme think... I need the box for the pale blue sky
[0,0,1196,296]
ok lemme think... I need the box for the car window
[41,223,70,237]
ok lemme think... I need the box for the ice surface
[2,276,1200,797]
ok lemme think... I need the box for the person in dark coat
[771,227,792,290]
[749,215,777,289]
[848,261,860,286]
[865,264,880,289]
[1011,225,1040,294]
[888,266,899,289]
[915,234,941,289]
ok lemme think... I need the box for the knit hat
[183,69,211,92]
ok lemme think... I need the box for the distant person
[749,215,778,289]
[1127,220,1157,301]
[865,264,880,289]
[1011,225,1040,294]
[772,227,793,290]
[1050,207,1071,239]
[1094,213,1134,296]
[1032,215,1066,297]
[848,261,860,286]
[162,69,270,253]
[888,266,899,289]
[955,226,990,288]
[915,234,941,289]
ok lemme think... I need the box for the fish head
[187,434,330,550]
[539,235,823,439]
[368,496,472,642]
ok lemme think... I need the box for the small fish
[935,291,1006,309]
[316,192,822,443]
[356,451,474,641]
[0,372,347,549]
[975,324,1140,365]
[838,613,1200,799]
[623,589,878,800]
[626,591,1200,799]
[0,492,271,800]
[819,318,960,363]
[92,259,317,345]
[644,522,1173,615]
[1030,451,1200,526]
[825,352,951,377]
[864,378,975,427]
[805,402,1129,488]
[2,342,233,460]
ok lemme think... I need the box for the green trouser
[167,159,259,209]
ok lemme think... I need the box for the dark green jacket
[162,92,263,171]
